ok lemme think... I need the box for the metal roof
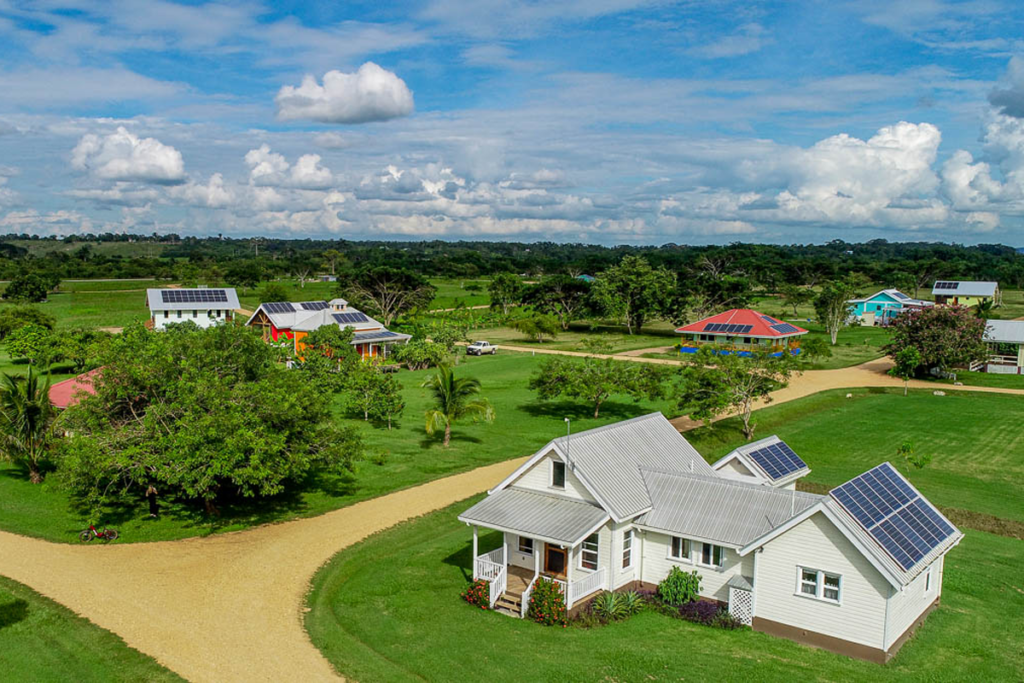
[291,308,383,332]
[147,288,240,312]
[846,289,932,307]
[985,319,1024,344]
[713,434,809,485]
[351,330,412,344]
[458,488,609,545]
[930,281,998,297]
[549,413,716,521]
[676,309,808,339]
[727,574,753,591]
[635,469,821,547]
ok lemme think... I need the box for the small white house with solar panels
[931,280,1000,308]
[459,413,961,662]
[245,297,411,360]
[146,288,240,330]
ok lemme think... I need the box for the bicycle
[79,525,119,542]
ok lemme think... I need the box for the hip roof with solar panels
[147,288,240,312]
[712,435,810,487]
[676,309,809,339]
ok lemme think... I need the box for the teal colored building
[846,289,931,326]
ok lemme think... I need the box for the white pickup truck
[466,341,497,356]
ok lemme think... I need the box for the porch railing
[521,575,538,618]
[489,565,507,609]
[481,547,503,565]
[568,568,607,606]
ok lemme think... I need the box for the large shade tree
[337,266,436,326]
[592,255,675,335]
[57,322,363,515]
[883,305,987,376]
[0,369,58,483]
[422,365,494,447]
[528,354,665,418]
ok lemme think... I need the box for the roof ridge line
[640,466,823,498]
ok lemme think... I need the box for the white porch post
[566,545,574,609]
[534,542,541,576]
[472,526,479,580]
[503,534,508,568]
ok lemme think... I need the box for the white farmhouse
[459,414,962,662]
[146,288,241,330]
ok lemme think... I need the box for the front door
[545,545,567,577]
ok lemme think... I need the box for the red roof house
[48,368,102,409]
[675,309,808,355]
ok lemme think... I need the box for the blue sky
[1,0,1023,245]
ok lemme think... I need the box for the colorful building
[675,309,808,356]
[846,289,932,326]
[931,281,999,307]
[245,298,410,359]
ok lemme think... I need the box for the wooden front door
[544,545,567,577]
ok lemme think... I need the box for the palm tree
[0,369,58,484]
[422,365,495,447]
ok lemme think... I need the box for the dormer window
[551,460,566,488]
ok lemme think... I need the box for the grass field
[0,289,150,330]
[475,319,681,353]
[428,278,491,310]
[0,352,680,543]
[305,499,1023,682]
[0,575,181,681]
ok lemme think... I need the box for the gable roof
[491,413,715,522]
[931,281,998,297]
[635,469,821,548]
[290,308,383,332]
[147,288,240,312]
[846,289,931,307]
[245,301,333,329]
[712,435,810,487]
[245,301,385,334]
[48,368,101,409]
[676,309,808,339]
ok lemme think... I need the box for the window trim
[550,459,566,489]
[518,536,533,556]
[581,532,599,571]
[669,536,691,563]
[924,566,934,595]
[621,529,634,570]
[795,566,842,605]
[697,542,725,569]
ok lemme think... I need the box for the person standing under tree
[146,485,159,518]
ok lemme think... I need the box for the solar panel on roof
[300,301,329,310]
[831,463,955,571]
[354,330,399,341]
[770,323,800,334]
[761,315,779,324]
[333,312,370,324]
[264,302,295,314]
[160,289,228,304]
[747,440,807,481]
[734,324,753,334]
[705,323,722,332]
[934,281,959,290]
[891,291,910,300]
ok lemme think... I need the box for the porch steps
[494,592,523,616]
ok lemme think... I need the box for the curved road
[0,359,1021,681]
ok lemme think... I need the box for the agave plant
[592,591,626,621]
[619,590,646,617]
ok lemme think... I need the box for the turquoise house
[846,289,931,326]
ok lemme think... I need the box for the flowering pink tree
[884,305,987,376]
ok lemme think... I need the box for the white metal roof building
[146,288,240,330]
[931,280,998,299]
[458,413,962,663]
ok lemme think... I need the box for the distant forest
[2,233,1024,292]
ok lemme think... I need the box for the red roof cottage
[675,309,807,357]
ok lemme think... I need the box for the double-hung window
[518,536,533,555]
[622,529,633,569]
[699,542,724,568]
[798,567,841,603]
[581,533,599,570]
[670,537,690,561]
[551,460,566,489]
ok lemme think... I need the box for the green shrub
[591,592,625,621]
[658,566,701,606]
[619,590,645,617]
[461,579,489,609]
[528,577,567,626]
[369,449,389,466]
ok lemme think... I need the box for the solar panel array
[333,312,370,324]
[353,330,401,341]
[747,440,807,480]
[770,323,801,334]
[831,463,956,571]
[300,301,330,311]
[704,323,753,334]
[761,315,780,324]
[263,302,295,314]
[160,289,229,304]
[891,291,910,300]
[934,281,960,290]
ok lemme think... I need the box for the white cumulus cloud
[275,62,414,124]
[243,145,335,190]
[71,126,185,184]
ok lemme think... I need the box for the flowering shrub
[528,577,567,626]
[678,600,743,629]
[461,579,490,609]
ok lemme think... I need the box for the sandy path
[618,345,675,357]
[2,357,1023,681]
[0,458,526,682]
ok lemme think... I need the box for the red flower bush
[528,577,567,626]
[462,579,490,609]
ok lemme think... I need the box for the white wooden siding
[641,531,752,601]
[755,512,890,649]
[610,522,637,589]
[720,459,756,478]
[884,555,943,650]
[505,532,535,571]
[512,451,598,504]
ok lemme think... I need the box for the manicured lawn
[305,497,1024,682]
[474,319,680,353]
[0,290,151,330]
[428,278,491,310]
[0,352,680,543]
[934,370,1024,389]
[0,575,181,681]
[686,388,1024,523]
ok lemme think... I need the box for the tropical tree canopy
[0,369,58,484]
[422,365,494,447]
[883,305,987,375]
